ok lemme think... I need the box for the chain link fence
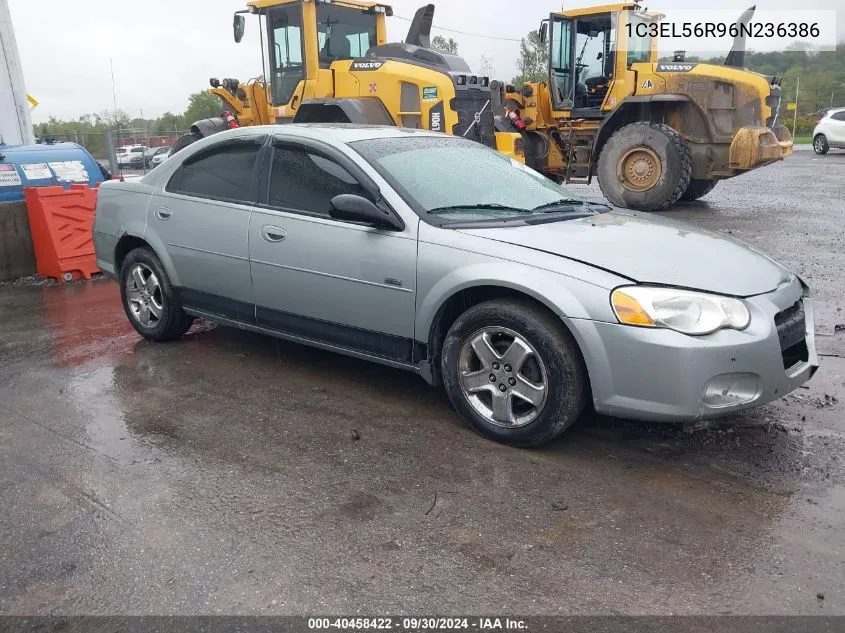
[35,129,189,162]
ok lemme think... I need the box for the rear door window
[167,140,263,204]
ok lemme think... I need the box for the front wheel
[814,134,829,155]
[119,247,194,342]
[441,300,587,447]
[597,122,692,211]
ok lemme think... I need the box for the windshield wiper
[531,198,585,212]
[428,203,531,215]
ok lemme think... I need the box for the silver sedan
[92,125,818,446]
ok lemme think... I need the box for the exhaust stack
[405,4,434,48]
[724,5,756,68]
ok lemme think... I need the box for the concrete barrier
[0,200,36,281]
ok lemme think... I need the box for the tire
[813,134,829,155]
[441,299,587,447]
[170,132,203,156]
[597,122,692,211]
[679,178,718,201]
[119,247,194,342]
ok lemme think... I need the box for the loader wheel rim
[619,146,662,192]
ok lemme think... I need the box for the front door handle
[261,225,287,243]
[154,207,172,220]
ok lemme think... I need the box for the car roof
[234,123,450,144]
[138,125,459,187]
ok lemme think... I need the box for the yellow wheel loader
[173,0,523,162]
[496,2,793,210]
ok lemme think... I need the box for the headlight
[611,286,750,335]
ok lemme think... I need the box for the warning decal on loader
[0,164,22,187]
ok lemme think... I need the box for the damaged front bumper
[571,276,819,423]
[729,125,793,170]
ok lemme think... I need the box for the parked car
[150,146,172,167]
[93,125,818,447]
[116,145,150,169]
[813,107,845,154]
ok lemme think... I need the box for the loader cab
[543,3,657,117]
[245,0,390,115]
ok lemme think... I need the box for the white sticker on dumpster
[20,162,52,180]
[48,160,88,183]
[0,164,22,186]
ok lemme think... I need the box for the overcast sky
[8,0,844,124]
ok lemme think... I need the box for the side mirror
[538,21,548,44]
[329,194,403,231]
[233,14,245,43]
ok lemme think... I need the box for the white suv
[116,145,150,168]
[812,107,845,154]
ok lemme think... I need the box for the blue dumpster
[0,142,107,202]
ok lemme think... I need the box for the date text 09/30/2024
[308,617,528,631]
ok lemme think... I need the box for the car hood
[455,210,792,297]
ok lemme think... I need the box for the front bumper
[571,276,818,422]
[729,125,793,170]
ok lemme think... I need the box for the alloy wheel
[458,327,548,428]
[125,263,164,328]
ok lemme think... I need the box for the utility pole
[0,0,35,145]
[792,75,800,139]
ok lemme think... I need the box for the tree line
[33,91,224,156]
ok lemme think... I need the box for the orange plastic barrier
[24,184,101,283]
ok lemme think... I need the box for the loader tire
[597,122,692,211]
[680,178,718,201]
[170,132,202,156]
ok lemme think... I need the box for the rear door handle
[261,225,287,243]
[154,207,172,220]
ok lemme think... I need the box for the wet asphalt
[1,149,844,615]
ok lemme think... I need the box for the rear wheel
[441,299,587,447]
[680,178,718,201]
[597,122,692,211]
[170,131,202,156]
[119,247,194,342]
[813,134,829,155]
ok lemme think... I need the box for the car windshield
[350,136,591,223]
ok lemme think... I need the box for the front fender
[414,244,619,343]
